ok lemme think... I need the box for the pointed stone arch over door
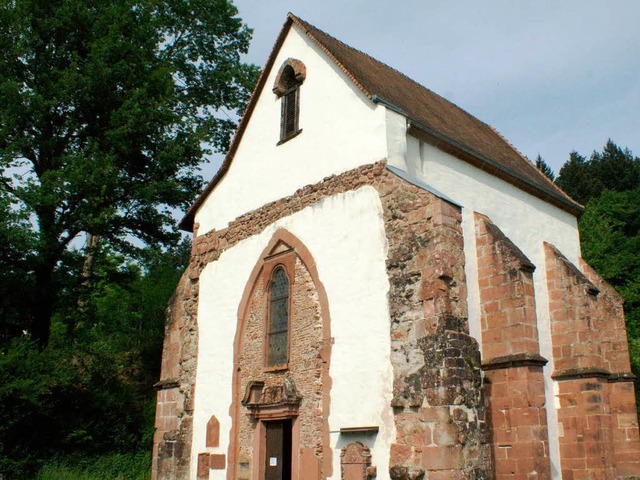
[228,228,333,480]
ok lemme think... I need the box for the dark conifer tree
[535,154,556,181]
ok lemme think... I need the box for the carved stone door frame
[253,408,300,480]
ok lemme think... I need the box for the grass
[35,452,151,480]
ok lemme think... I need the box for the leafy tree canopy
[0,0,260,347]
[0,240,191,478]
[580,189,640,313]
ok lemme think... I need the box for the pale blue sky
[225,0,639,175]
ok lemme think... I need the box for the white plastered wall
[194,24,388,236]
[393,134,580,480]
[191,187,397,480]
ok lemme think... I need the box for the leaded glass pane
[268,332,288,366]
[284,90,296,135]
[270,298,288,333]
[268,267,289,366]
[271,268,289,299]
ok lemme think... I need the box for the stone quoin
[151,13,640,480]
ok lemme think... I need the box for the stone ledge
[481,353,548,371]
[608,372,637,383]
[552,367,611,381]
[153,378,180,390]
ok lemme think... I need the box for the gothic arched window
[267,266,290,366]
[273,59,306,144]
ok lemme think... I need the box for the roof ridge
[289,14,528,159]
[290,14,470,114]
[289,13,580,213]
[290,14,428,95]
[287,13,372,99]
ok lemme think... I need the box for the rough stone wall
[544,243,605,375]
[544,242,640,480]
[579,260,640,478]
[152,269,199,480]
[153,160,556,480]
[233,254,326,476]
[474,213,551,480]
[153,157,640,480]
[379,174,492,479]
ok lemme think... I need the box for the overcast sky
[225,0,639,175]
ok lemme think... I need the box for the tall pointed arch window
[273,59,306,144]
[267,266,290,366]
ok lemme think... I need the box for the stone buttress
[545,243,640,480]
[380,175,492,479]
[474,213,551,480]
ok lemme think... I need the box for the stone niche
[341,442,376,480]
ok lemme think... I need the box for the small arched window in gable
[267,266,290,366]
[273,59,306,144]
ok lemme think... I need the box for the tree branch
[0,175,16,195]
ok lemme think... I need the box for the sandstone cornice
[481,352,548,371]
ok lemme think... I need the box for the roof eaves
[485,123,581,208]
[370,95,582,215]
[408,119,583,216]
[181,13,583,232]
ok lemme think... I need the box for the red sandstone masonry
[578,260,633,377]
[579,259,640,477]
[474,213,551,480]
[483,367,549,480]
[153,161,493,479]
[545,242,610,480]
[543,243,640,480]
[381,177,492,479]
[153,159,640,480]
[544,243,604,375]
[474,213,541,361]
[554,377,615,480]
[152,273,197,480]
[230,246,328,480]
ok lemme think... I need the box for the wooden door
[264,420,292,480]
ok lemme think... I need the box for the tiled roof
[180,14,581,231]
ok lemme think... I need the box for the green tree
[559,142,640,405]
[0,189,37,339]
[556,150,596,204]
[579,188,640,376]
[591,140,640,193]
[535,154,555,181]
[0,240,191,479]
[0,0,259,348]
[556,140,640,205]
